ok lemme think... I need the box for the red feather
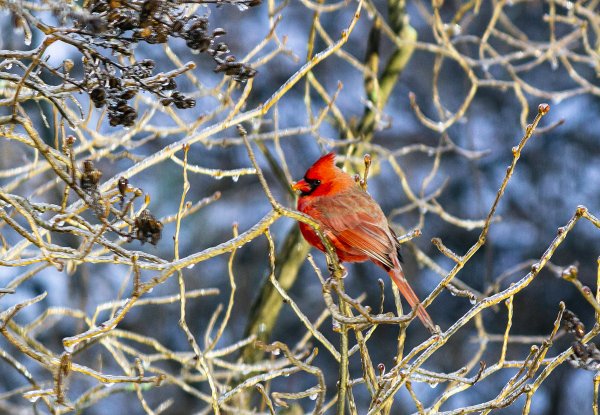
[294,153,435,332]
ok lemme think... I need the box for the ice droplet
[63,343,75,353]
[103,382,115,388]
[309,393,318,401]
[24,393,40,403]
[5,63,12,70]
[187,264,195,269]
[469,297,477,305]
[429,382,438,388]
[231,175,240,182]
[272,348,280,356]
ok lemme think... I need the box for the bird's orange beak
[292,179,311,194]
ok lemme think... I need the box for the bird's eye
[304,177,321,187]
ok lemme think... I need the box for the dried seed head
[563,309,586,340]
[81,160,102,191]
[90,87,107,108]
[118,177,129,197]
[162,78,177,90]
[140,0,160,25]
[133,209,163,245]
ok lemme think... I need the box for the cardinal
[292,152,435,332]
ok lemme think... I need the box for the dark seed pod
[140,59,155,69]
[108,76,121,89]
[214,42,229,54]
[189,17,208,32]
[172,20,184,33]
[118,177,128,197]
[80,159,102,191]
[140,0,160,25]
[120,89,137,100]
[133,209,163,245]
[162,78,177,90]
[563,309,586,340]
[90,87,106,107]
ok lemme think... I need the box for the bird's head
[292,153,354,197]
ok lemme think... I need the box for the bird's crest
[299,152,355,196]
[305,152,336,177]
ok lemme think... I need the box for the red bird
[292,153,435,332]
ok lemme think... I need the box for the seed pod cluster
[564,308,600,371]
[80,0,261,96]
[132,209,163,245]
[69,0,259,126]
[84,57,190,127]
[562,309,585,339]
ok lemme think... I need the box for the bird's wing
[317,190,396,269]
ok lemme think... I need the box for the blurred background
[1,0,600,413]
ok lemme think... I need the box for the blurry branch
[242,228,311,363]
[356,0,417,141]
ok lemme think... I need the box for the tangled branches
[1,0,600,414]
[3,0,257,127]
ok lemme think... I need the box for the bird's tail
[387,265,435,333]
